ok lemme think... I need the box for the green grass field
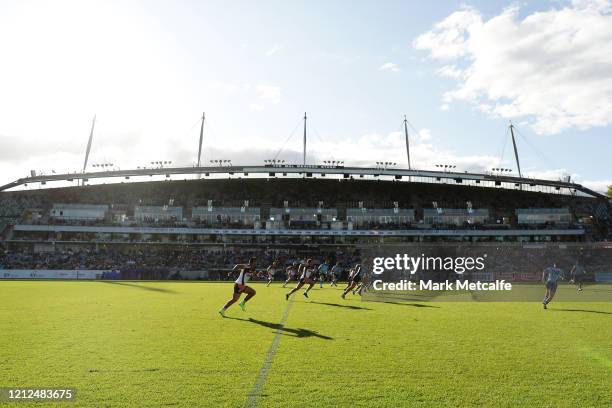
[1,281,611,407]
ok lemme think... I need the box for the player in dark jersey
[569,261,587,291]
[285,259,317,300]
[541,263,564,309]
[219,257,261,317]
[282,262,299,288]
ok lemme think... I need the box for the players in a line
[219,257,262,317]
[317,259,331,288]
[282,262,299,288]
[266,261,279,287]
[341,264,362,299]
[542,263,564,309]
[285,259,317,300]
[569,261,587,291]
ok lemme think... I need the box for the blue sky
[0,0,610,191]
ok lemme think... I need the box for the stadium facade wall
[0,269,104,279]
[11,224,586,237]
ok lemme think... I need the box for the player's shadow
[553,308,612,315]
[225,317,333,340]
[365,301,440,308]
[101,281,176,293]
[307,301,372,311]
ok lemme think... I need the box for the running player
[352,264,368,295]
[542,263,564,309]
[317,259,331,288]
[285,259,317,300]
[266,261,279,287]
[282,262,299,288]
[219,257,261,317]
[330,261,341,287]
[341,263,361,299]
[569,261,587,291]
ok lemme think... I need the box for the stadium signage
[371,279,512,291]
[372,253,487,275]
[0,270,104,279]
[13,224,586,237]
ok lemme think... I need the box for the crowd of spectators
[0,247,361,280]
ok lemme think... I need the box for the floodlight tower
[403,115,411,170]
[81,114,96,186]
[509,121,523,178]
[197,112,205,168]
[303,112,307,165]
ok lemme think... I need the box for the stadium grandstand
[1,117,610,281]
[1,176,611,281]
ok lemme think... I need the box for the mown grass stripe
[244,300,293,408]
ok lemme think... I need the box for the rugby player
[218,257,261,317]
[285,258,317,300]
[341,263,362,299]
[569,261,587,291]
[266,261,279,287]
[282,262,299,288]
[542,263,564,309]
[317,259,331,288]
[330,261,341,287]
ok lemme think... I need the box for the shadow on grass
[224,316,333,340]
[553,308,612,315]
[101,281,176,293]
[377,301,440,308]
[306,301,372,311]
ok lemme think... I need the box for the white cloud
[414,1,612,134]
[265,44,282,56]
[256,84,281,104]
[207,81,240,93]
[249,103,264,111]
[416,128,432,141]
[306,129,500,173]
[413,7,483,59]
[436,65,464,79]
[205,81,281,106]
[581,179,612,193]
[524,168,572,181]
[379,62,400,72]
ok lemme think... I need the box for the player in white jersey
[282,262,299,288]
[285,259,317,300]
[341,264,362,299]
[219,257,261,317]
[266,261,279,287]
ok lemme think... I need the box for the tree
[607,185,612,198]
